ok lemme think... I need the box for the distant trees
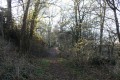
[49,0,120,67]
[0,0,119,59]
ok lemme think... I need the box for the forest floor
[35,57,119,80]
[32,58,73,80]
[35,47,119,80]
[0,37,120,80]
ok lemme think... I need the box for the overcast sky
[0,0,120,35]
[0,0,72,25]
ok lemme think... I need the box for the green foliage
[72,39,92,65]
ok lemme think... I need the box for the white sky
[0,0,120,33]
[0,0,7,8]
[0,0,72,24]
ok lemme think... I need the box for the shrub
[30,36,48,57]
[89,56,116,66]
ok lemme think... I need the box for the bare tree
[106,0,120,42]
[99,0,107,54]
[73,0,85,43]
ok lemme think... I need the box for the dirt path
[45,47,77,80]
[48,47,60,57]
[47,58,76,80]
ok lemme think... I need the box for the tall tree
[7,0,12,29]
[106,0,120,42]
[29,0,41,39]
[99,0,106,54]
[20,0,30,52]
[73,0,85,43]
[29,0,41,51]
[0,10,4,38]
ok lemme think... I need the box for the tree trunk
[113,9,120,42]
[29,0,40,39]
[29,0,41,52]
[20,0,30,52]
[7,0,12,29]
[74,1,79,43]
[0,12,4,38]
[99,0,106,55]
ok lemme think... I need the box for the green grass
[35,59,50,77]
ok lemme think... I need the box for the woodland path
[46,58,77,80]
[45,47,76,80]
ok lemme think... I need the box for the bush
[30,36,48,57]
[8,29,20,46]
[90,56,116,66]
[71,39,95,66]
